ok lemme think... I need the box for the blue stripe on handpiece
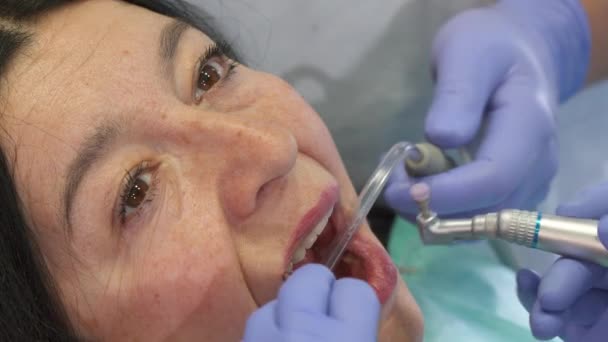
[531,212,542,248]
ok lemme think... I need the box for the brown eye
[194,60,227,103]
[120,169,154,222]
[198,63,222,91]
[126,178,149,208]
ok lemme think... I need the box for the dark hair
[0,1,226,340]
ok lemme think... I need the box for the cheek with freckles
[79,229,256,340]
[122,259,254,341]
[167,267,257,341]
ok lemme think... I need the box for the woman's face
[4,1,422,340]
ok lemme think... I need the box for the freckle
[122,50,130,56]
[181,135,191,145]
[161,113,167,120]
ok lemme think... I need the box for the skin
[2,1,422,341]
[582,0,608,84]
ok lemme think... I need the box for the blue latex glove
[242,264,380,342]
[386,0,590,219]
[517,182,608,341]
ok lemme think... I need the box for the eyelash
[118,161,159,225]
[194,41,239,104]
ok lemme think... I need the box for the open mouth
[287,208,363,279]
[284,193,397,304]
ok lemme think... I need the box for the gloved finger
[387,118,553,217]
[436,102,552,214]
[560,324,589,342]
[530,300,567,340]
[488,140,555,211]
[426,10,514,148]
[591,216,608,290]
[242,301,281,341]
[435,158,553,217]
[386,135,554,220]
[567,289,608,326]
[580,308,608,342]
[387,174,542,224]
[517,268,540,312]
[385,165,520,217]
[538,258,604,311]
[506,138,557,209]
[386,156,410,185]
[598,216,608,251]
[277,264,334,331]
[388,174,550,228]
[557,182,608,219]
[329,278,380,326]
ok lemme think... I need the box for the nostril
[217,122,297,220]
[255,175,287,206]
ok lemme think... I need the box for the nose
[179,116,297,220]
[220,119,297,219]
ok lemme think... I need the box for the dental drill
[410,183,608,267]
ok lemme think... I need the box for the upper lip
[284,184,339,269]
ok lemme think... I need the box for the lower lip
[341,232,398,304]
[327,205,398,305]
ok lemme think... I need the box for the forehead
[9,1,170,113]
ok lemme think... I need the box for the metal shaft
[472,210,608,267]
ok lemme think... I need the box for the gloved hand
[242,264,380,342]
[386,0,590,219]
[517,182,608,341]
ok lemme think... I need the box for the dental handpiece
[411,183,608,267]
[404,142,457,177]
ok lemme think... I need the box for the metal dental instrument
[410,183,608,267]
[323,141,456,270]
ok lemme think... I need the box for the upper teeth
[289,207,333,269]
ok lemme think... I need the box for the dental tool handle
[476,210,608,267]
[405,143,456,177]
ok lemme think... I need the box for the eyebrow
[159,19,190,76]
[64,119,123,233]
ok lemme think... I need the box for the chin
[378,277,424,342]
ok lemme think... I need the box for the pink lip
[327,206,397,304]
[284,184,339,270]
[344,232,398,304]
